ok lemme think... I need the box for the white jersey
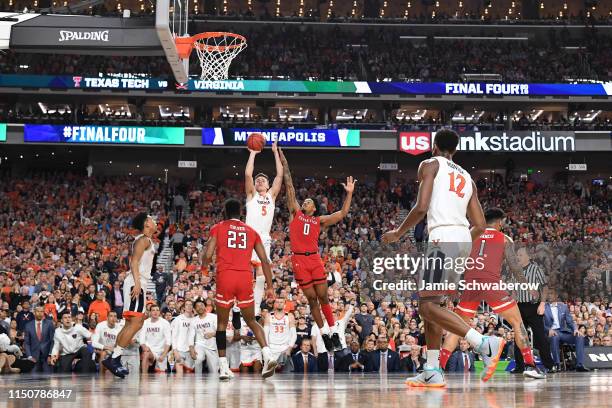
[427,156,473,233]
[140,317,172,354]
[171,314,195,352]
[190,313,217,350]
[129,234,155,284]
[245,192,275,238]
[268,313,291,348]
[91,320,122,350]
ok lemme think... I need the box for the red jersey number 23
[227,231,247,249]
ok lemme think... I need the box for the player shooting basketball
[245,139,283,316]
[278,146,355,353]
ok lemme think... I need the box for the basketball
[247,133,266,151]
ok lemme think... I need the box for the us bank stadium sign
[398,131,576,154]
[1,75,612,96]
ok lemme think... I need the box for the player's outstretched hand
[248,148,261,155]
[381,229,401,244]
[265,288,275,301]
[341,176,356,193]
[271,141,278,154]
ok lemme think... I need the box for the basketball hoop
[175,32,247,81]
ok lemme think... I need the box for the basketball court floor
[1,372,611,407]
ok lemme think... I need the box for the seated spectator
[366,334,400,373]
[400,345,426,374]
[446,339,476,373]
[337,340,367,372]
[292,338,317,373]
[50,313,96,373]
[544,292,589,372]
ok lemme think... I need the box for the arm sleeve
[164,321,172,347]
[341,305,354,325]
[264,321,270,344]
[138,322,147,346]
[80,325,92,340]
[51,331,61,356]
[171,319,179,349]
[288,327,297,348]
[91,325,104,349]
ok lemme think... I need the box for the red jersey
[211,219,262,271]
[289,210,320,254]
[465,228,506,283]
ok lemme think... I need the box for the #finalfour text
[372,254,485,275]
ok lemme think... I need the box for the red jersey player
[440,208,545,379]
[201,198,277,380]
[278,147,355,353]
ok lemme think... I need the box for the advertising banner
[0,123,6,142]
[202,128,361,148]
[1,74,611,96]
[399,131,576,154]
[24,125,185,145]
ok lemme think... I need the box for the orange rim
[174,32,246,59]
[192,32,247,52]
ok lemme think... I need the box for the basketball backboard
[155,0,190,84]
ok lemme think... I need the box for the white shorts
[419,226,472,295]
[240,346,262,366]
[251,235,272,264]
[194,345,219,374]
[269,344,291,366]
[227,343,241,370]
[150,350,168,372]
[123,274,150,316]
[176,351,195,369]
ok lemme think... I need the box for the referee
[512,247,555,373]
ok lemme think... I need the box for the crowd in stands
[1,103,611,132]
[0,171,609,375]
[1,26,612,82]
[2,0,612,25]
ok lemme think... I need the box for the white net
[193,33,247,81]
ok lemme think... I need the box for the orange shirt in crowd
[44,303,57,321]
[88,300,111,322]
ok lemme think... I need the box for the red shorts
[215,269,254,309]
[291,254,326,289]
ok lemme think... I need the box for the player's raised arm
[467,180,486,241]
[245,148,260,200]
[254,240,274,300]
[202,233,217,266]
[381,159,437,244]
[278,147,300,217]
[269,141,283,200]
[320,176,356,227]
